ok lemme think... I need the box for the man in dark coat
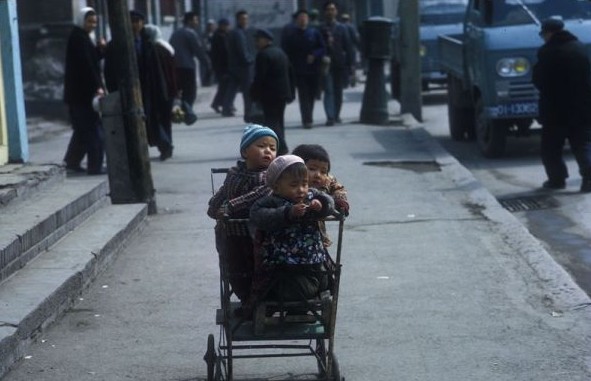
[63,6,105,175]
[532,18,591,193]
[250,29,295,155]
[283,9,326,129]
[169,12,211,125]
[210,18,231,113]
[223,10,256,121]
[319,1,355,126]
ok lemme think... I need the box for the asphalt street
[421,90,591,297]
[3,84,591,381]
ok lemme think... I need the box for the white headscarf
[76,6,95,28]
[143,24,175,55]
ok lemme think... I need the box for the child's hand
[215,207,226,219]
[309,199,322,211]
[290,203,308,218]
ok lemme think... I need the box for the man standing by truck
[532,18,591,193]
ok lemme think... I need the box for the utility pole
[106,0,157,214]
[398,0,422,122]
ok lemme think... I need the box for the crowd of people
[62,2,360,173]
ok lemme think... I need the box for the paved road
[4,85,591,381]
[421,90,591,297]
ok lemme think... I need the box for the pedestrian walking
[169,11,211,125]
[340,13,360,86]
[222,10,256,121]
[250,28,295,155]
[62,6,106,175]
[280,11,298,52]
[104,11,174,160]
[283,9,326,129]
[201,19,216,86]
[143,24,178,161]
[319,1,355,126]
[210,18,231,114]
[532,18,591,192]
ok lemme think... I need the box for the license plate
[487,102,538,118]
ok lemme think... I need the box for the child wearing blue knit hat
[208,124,278,302]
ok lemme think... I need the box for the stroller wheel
[204,334,216,381]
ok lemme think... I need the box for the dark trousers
[262,99,288,155]
[296,74,318,125]
[176,67,197,107]
[211,73,230,109]
[223,69,253,121]
[323,69,345,122]
[541,124,591,181]
[158,99,174,153]
[63,103,104,173]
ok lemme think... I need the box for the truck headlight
[496,58,530,77]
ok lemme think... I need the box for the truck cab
[419,0,468,90]
[391,0,468,97]
[440,0,591,157]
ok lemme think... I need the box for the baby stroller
[204,168,346,380]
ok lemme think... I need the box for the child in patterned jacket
[247,155,335,310]
[207,124,278,302]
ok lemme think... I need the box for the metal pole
[106,0,157,213]
[398,0,422,122]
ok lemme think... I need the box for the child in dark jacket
[248,155,334,307]
[207,124,278,301]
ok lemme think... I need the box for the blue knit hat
[240,124,278,156]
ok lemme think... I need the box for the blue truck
[438,0,591,157]
[391,0,468,97]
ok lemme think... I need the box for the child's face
[306,159,330,189]
[273,172,309,204]
[243,136,277,170]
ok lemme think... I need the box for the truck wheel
[475,98,507,158]
[447,76,475,141]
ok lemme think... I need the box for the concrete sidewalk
[3,83,591,380]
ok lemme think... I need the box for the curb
[408,125,591,311]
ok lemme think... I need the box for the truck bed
[438,33,464,78]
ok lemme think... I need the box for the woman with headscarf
[143,24,178,161]
[62,7,106,174]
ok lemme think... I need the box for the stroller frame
[205,168,345,381]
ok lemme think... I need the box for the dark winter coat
[169,26,210,71]
[319,21,354,72]
[210,29,230,76]
[283,26,326,77]
[250,44,295,104]
[227,26,255,80]
[63,26,103,106]
[533,30,591,127]
[103,32,170,147]
[249,189,334,266]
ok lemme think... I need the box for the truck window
[420,0,469,25]
[491,0,591,26]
